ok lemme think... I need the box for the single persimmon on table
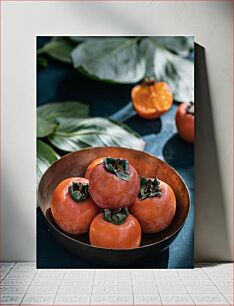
[176,101,194,143]
[131,78,173,119]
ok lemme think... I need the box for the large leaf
[69,36,92,43]
[71,37,146,83]
[70,37,194,101]
[48,117,145,152]
[37,37,75,64]
[37,101,90,124]
[153,36,194,57]
[37,140,60,186]
[37,116,57,138]
[153,45,194,102]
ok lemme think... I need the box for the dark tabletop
[37,37,194,269]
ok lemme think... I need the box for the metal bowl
[38,147,190,267]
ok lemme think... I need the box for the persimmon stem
[68,182,89,203]
[139,176,162,200]
[103,157,130,181]
[186,101,194,115]
[143,76,156,86]
[104,207,129,225]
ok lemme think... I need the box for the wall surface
[1,1,233,261]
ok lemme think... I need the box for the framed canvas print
[37,36,194,269]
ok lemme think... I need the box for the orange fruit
[51,177,99,235]
[176,102,194,143]
[131,80,173,119]
[129,178,176,233]
[89,212,141,249]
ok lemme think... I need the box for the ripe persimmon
[176,102,194,143]
[51,177,100,235]
[89,157,140,209]
[129,177,176,233]
[89,208,141,249]
[131,79,173,119]
[85,157,104,179]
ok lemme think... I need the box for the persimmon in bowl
[38,147,190,267]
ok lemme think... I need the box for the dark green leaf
[48,117,145,152]
[37,37,75,64]
[37,101,90,124]
[37,140,60,186]
[37,116,57,138]
[71,37,146,83]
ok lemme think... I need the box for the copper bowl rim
[38,146,191,252]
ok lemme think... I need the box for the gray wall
[1,1,233,261]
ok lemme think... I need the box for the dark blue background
[37,37,194,269]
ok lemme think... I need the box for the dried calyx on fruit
[139,176,162,200]
[186,101,194,115]
[68,182,89,203]
[104,207,129,225]
[103,157,130,181]
[142,77,156,86]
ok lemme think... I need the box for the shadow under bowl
[38,147,190,268]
